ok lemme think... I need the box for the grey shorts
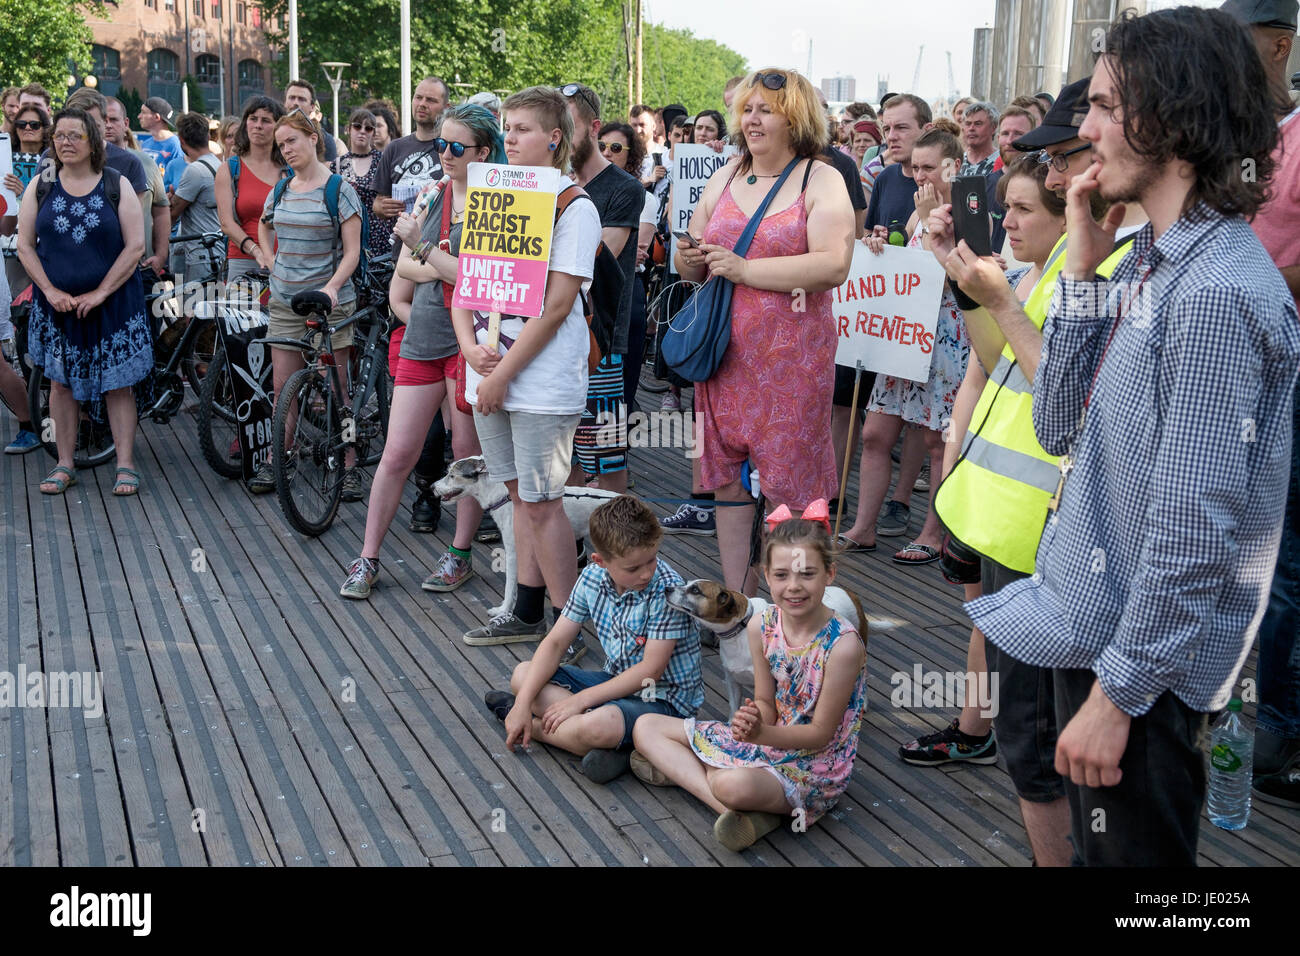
[267,297,355,353]
[473,408,581,503]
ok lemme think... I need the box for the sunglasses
[560,83,600,118]
[15,120,44,131]
[1036,143,1091,172]
[434,137,475,157]
[752,71,788,91]
[597,141,625,154]
[350,122,375,132]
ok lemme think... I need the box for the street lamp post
[322,62,350,144]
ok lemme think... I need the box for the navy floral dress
[27,174,153,404]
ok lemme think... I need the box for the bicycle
[264,255,394,536]
[23,232,229,468]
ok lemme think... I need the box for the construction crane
[946,50,960,101]
[912,45,924,93]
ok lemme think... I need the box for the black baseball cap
[660,104,688,128]
[143,96,175,128]
[1012,77,1090,151]
[1220,0,1298,31]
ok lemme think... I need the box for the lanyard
[440,183,454,309]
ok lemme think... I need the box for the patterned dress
[695,178,838,508]
[338,149,386,259]
[27,175,152,405]
[688,606,868,824]
[865,223,969,431]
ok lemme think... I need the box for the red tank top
[227,159,276,260]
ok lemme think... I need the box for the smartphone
[951,175,993,257]
[673,230,700,248]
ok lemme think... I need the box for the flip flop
[113,467,142,497]
[893,541,940,565]
[39,465,77,495]
[837,533,876,553]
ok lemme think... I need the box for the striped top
[262,178,363,307]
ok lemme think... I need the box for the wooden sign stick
[834,361,864,541]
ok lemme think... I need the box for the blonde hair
[502,85,573,173]
[274,110,325,161]
[728,68,828,172]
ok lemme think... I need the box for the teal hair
[443,103,505,163]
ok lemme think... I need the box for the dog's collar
[714,603,754,641]
[485,495,511,513]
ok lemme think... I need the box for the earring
[548,142,557,151]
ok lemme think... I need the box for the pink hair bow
[764,499,831,534]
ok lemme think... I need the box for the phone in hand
[951,175,993,257]
[673,230,700,248]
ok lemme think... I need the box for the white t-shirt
[464,176,601,415]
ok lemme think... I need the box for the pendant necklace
[746,171,780,185]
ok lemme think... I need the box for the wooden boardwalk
[2,380,1296,867]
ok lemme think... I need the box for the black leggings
[413,410,447,484]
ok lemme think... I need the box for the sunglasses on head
[434,137,475,157]
[752,71,788,91]
[597,140,624,154]
[14,120,43,130]
[560,83,600,118]
[350,122,375,132]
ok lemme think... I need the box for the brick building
[83,0,278,117]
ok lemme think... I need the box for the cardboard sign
[832,243,948,383]
[668,144,737,274]
[208,299,273,482]
[0,134,16,216]
[452,162,560,318]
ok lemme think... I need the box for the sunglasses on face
[1037,143,1090,172]
[350,122,375,132]
[434,137,474,157]
[15,120,43,130]
[752,71,788,91]
[560,83,600,118]
[597,140,625,154]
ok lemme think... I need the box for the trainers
[410,489,441,532]
[422,551,473,592]
[248,459,277,494]
[1253,753,1300,809]
[661,392,681,411]
[714,810,782,851]
[876,499,911,537]
[581,748,631,784]
[660,503,715,536]
[339,557,380,599]
[475,511,502,544]
[340,468,364,502]
[898,718,997,766]
[561,637,587,665]
[484,689,516,722]
[4,429,40,454]
[914,463,930,493]
[463,611,546,646]
[630,749,670,787]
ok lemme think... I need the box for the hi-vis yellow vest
[934,234,1134,574]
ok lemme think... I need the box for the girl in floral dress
[632,507,869,851]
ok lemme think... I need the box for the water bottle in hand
[1207,698,1252,831]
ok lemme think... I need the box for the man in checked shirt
[967,6,1300,866]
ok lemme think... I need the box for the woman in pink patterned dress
[673,68,854,595]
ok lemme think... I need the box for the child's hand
[504,702,533,752]
[541,696,585,735]
[731,698,764,742]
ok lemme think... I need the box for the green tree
[0,0,103,98]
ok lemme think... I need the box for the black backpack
[553,184,625,371]
[35,161,123,213]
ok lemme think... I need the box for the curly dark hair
[50,108,104,172]
[599,122,645,178]
[1100,6,1281,220]
[233,95,286,163]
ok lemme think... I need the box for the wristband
[240,236,255,255]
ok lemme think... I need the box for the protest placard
[201,296,273,482]
[668,143,737,274]
[832,243,947,383]
[452,163,561,318]
[0,135,17,216]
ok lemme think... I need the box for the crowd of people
[2,0,1298,862]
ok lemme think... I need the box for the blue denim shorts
[548,665,679,750]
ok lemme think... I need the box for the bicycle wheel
[351,345,390,467]
[181,319,221,395]
[195,348,243,479]
[273,365,344,536]
[25,362,116,468]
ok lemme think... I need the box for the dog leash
[559,491,755,508]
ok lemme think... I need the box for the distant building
[83,0,276,116]
[971,27,993,102]
[821,76,856,103]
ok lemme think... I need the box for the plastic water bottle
[1207,698,1252,830]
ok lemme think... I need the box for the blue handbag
[661,158,801,382]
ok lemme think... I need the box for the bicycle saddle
[291,290,334,317]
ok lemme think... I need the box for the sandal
[113,467,142,497]
[893,541,940,565]
[837,533,876,553]
[39,465,77,496]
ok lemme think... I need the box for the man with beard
[985,105,1037,255]
[372,77,449,227]
[967,6,1300,866]
[561,83,644,494]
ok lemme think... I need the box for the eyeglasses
[350,122,375,132]
[434,137,474,157]
[15,120,43,131]
[597,141,625,154]
[53,131,87,144]
[1036,143,1091,172]
[752,71,788,91]
[560,83,600,118]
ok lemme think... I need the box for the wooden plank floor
[1,377,1295,867]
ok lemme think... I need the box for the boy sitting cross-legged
[484,495,703,783]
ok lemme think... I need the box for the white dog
[434,456,620,616]
[665,579,867,715]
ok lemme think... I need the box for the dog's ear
[718,590,733,612]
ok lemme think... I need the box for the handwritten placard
[832,243,947,383]
[668,143,737,274]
